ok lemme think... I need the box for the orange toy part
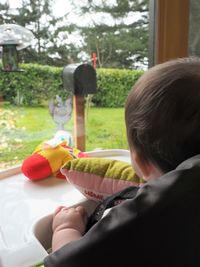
[21,142,89,181]
[21,153,52,180]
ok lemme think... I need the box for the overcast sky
[1,0,71,17]
[2,0,140,25]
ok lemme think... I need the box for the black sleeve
[43,177,170,267]
[44,161,200,267]
[44,197,142,267]
[44,186,141,267]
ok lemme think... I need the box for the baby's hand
[52,205,88,235]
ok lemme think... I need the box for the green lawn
[0,105,128,169]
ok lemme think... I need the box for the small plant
[0,108,16,129]
[0,108,23,169]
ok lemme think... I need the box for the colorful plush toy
[21,131,146,203]
[61,157,146,202]
[21,131,88,181]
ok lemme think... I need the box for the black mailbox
[62,63,97,96]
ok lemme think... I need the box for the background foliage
[95,68,143,107]
[0,0,147,169]
[0,63,143,107]
[0,0,149,69]
[189,0,200,56]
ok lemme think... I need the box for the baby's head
[125,57,200,179]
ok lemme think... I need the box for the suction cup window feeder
[0,24,34,72]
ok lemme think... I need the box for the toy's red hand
[21,154,52,180]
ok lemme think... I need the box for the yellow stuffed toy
[21,131,88,181]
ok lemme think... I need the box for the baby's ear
[132,153,162,181]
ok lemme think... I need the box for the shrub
[93,68,143,107]
[0,64,65,106]
[0,64,143,107]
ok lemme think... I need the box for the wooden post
[73,95,85,151]
[154,0,190,64]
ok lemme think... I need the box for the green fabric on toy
[29,261,44,267]
[61,157,146,202]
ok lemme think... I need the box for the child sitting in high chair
[44,57,200,267]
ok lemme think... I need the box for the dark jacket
[44,155,200,267]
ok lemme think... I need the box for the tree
[0,0,80,67]
[71,0,149,69]
[189,0,200,56]
[0,0,149,69]
[13,0,68,65]
[0,2,16,24]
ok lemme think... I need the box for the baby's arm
[52,205,88,252]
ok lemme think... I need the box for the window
[0,0,149,172]
[188,0,200,57]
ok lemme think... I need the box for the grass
[86,107,128,150]
[0,105,128,170]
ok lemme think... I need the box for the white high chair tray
[0,149,131,267]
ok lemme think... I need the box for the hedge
[93,68,143,107]
[0,63,144,107]
[0,64,64,106]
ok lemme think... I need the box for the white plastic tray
[0,149,131,267]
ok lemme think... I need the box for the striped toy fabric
[61,157,146,202]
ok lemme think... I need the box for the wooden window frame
[149,0,190,66]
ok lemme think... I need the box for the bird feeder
[0,24,34,72]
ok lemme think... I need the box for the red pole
[92,52,97,69]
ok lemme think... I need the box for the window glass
[0,0,149,171]
[189,0,200,56]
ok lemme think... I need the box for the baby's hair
[125,57,200,172]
